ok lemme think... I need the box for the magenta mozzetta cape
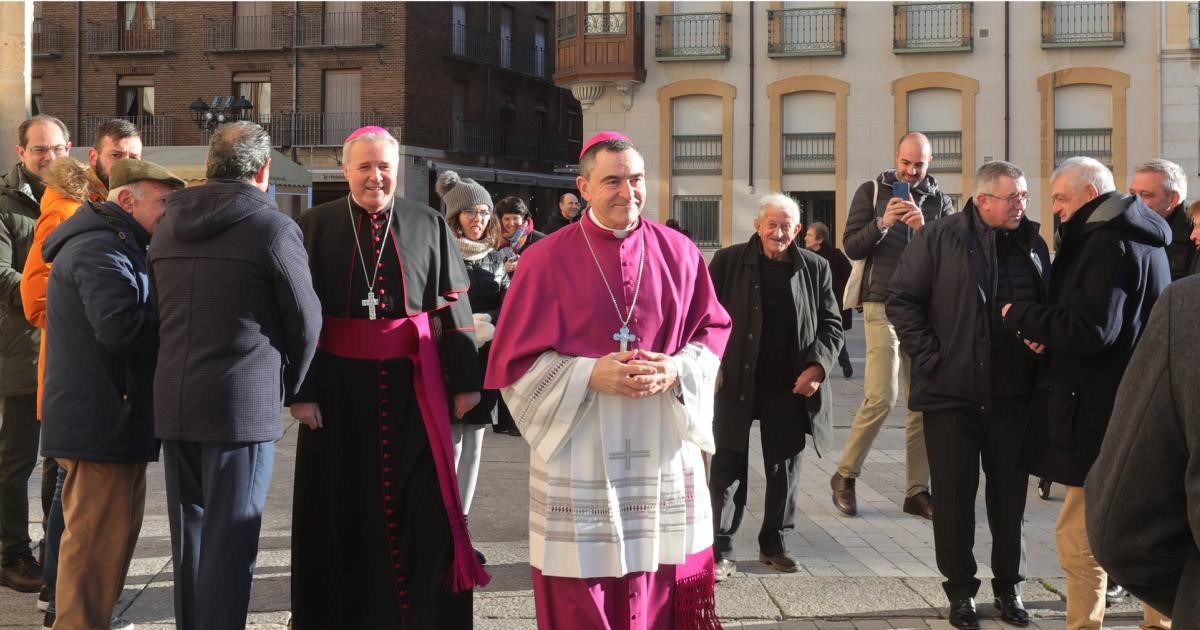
[485,215,731,389]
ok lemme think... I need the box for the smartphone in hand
[892,181,910,200]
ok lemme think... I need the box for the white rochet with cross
[608,438,651,471]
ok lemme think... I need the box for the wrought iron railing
[768,8,845,57]
[782,133,836,173]
[1054,128,1113,169]
[86,19,175,54]
[673,196,721,248]
[295,11,383,47]
[449,119,496,155]
[500,38,555,80]
[923,130,963,171]
[32,20,62,57]
[446,119,568,161]
[83,115,173,146]
[269,112,385,147]
[450,22,498,63]
[1042,1,1124,47]
[203,14,293,50]
[672,135,723,174]
[893,3,972,52]
[585,12,627,35]
[558,13,577,39]
[656,13,731,60]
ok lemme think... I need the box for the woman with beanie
[436,170,510,564]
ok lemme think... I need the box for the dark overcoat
[1002,192,1171,486]
[1086,276,1200,625]
[708,235,843,463]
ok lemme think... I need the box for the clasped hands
[588,349,678,399]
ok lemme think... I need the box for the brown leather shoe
[903,490,934,520]
[0,554,44,593]
[830,471,857,516]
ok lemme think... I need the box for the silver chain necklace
[346,194,395,320]
[579,218,646,351]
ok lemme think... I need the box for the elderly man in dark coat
[1000,156,1171,630]
[707,193,843,580]
[1086,275,1200,627]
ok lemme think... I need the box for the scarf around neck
[456,234,493,262]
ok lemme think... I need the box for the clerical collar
[349,195,395,216]
[586,208,640,239]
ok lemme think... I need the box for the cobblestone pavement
[0,314,1157,628]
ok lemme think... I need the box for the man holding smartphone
[831,132,956,519]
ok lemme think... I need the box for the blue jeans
[44,464,65,614]
[162,440,274,630]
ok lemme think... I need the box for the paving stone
[762,577,937,619]
[715,577,782,619]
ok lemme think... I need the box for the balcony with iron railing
[558,13,578,39]
[768,8,845,57]
[893,3,972,53]
[673,196,721,248]
[499,38,555,81]
[83,114,173,146]
[923,131,963,171]
[586,12,628,35]
[295,11,383,48]
[203,14,293,51]
[1042,1,1124,47]
[86,19,175,55]
[1054,128,1113,168]
[446,119,569,161]
[450,23,498,64]
[271,112,386,146]
[782,133,836,173]
[32,19,62,58]
[656,13,731,60]
[672,134,723,174]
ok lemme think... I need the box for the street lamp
[189,95,253,132]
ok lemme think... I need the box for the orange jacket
[21,172,106,419]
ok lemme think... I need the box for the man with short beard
[831,132,956,520]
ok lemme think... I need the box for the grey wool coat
[1086,276,1200,626]
[148,179,322,443]
[708,235,844,463]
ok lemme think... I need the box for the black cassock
[291,195,481,629]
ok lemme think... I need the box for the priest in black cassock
[289,126,488,628]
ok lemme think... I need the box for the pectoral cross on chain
[613,326,636,352]
[608,438,651,471]
[362,291,380,321]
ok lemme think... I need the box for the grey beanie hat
[435,170,492,220]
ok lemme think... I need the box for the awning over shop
[69,146,312,189]
[433,163,576,190]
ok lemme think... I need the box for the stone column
[0,1,32,156]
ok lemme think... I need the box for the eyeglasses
[980,192,1030,204]
[461,208,492,218]
[26,145,69,157]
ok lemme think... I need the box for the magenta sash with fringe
[318,314,490,592]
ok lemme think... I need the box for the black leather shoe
[903,491,934,520]
[948,597,981,629]
[993,594,1030,626]
[759,550,799,573]
[1105,583,1128,606]
[842,363,854,378]
[830,472,857,516]
[714,558,737,582]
